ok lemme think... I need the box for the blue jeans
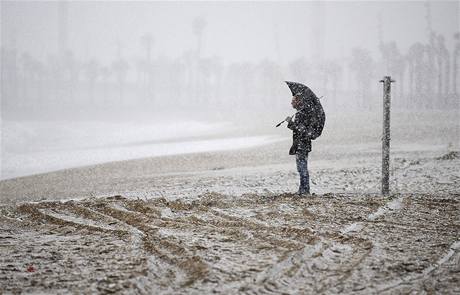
[296,153,310,194]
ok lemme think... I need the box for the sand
[1,111,459,293]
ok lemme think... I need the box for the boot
[298,176,310,196]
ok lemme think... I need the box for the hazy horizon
[2,1,458,65]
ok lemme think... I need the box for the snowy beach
[3,1,460,293]
[1,111,459,293]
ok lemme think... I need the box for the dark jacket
[287,108,313,155]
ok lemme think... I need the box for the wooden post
[380,76,395,196]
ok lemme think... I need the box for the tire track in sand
[92,199,209,288]
[240,196,404,294]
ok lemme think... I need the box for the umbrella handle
[275,111,298,128]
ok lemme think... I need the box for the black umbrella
[278,81,326,140]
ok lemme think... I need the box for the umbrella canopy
[285,81,326,140]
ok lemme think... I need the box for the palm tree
[62,50,80,105]
[436,35,450,104]
[83,59,100,105]
[224,62,254,110]
[407,43,425,108]
[452,32,460,96]
[46,54,62,105]
[349,48,375,110]
[28,57,45,107]
[111,58,129,105]
[112,41,130,105]
[196,56,222,106]
[193,17,207,58]
[255,59,283,109]
[380,42,406,107]
[140,33,154,100]
[192,17,207,105]
[1,47,19,109]
[322,60,342,110]
[19,52,34,106]
[140,33,153,64]
[426,33,438,108]
[432,33,444,102]
[99,65,111,104]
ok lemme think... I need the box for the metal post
[380,76,395,196]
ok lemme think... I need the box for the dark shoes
[296,190,311,197]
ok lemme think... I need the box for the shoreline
[1,134,284,181]
[1,139,458,205]
[1,110,458,205]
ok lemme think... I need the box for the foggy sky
[2,1,458,65]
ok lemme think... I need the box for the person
[286,94,313,196]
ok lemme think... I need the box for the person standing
[286,94,313,195]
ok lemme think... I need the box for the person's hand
[285,116,292,123]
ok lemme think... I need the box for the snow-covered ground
[1,191,459,293]
[1,120,282,180]
[0,111,458,293]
